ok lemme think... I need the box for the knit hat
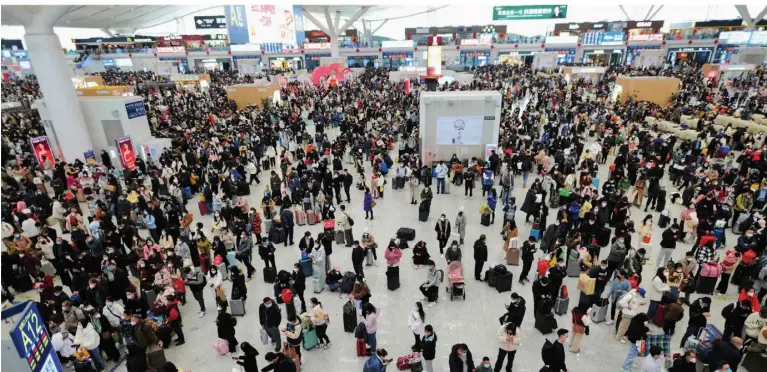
[637,288,646,298]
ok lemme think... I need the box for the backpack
[119,320,138,346]
[541,339,555,366]
[493,265,509,275]
[435,270,444,285]
[281,288,294,304]
[354,322,367,339]
[341,272,357,294]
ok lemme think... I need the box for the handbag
[216,285,227,302]
[260,329,269,345]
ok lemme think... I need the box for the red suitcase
[653,304,667,326]
[307,210,317,225]
[199,254,209,274]
[355,338,367,357]
[295,209,306,226]
[198,201,209,215]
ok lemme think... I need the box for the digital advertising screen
[115,136,136,170]
[29,136,53,168]
[436,116,483,145]
[427,46,442,77]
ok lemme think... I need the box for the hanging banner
[225,5,250,44]
[293,5,306,46]
[493,5,568,20]
[125,101,147,119]
[115,136,136,170]
[195,15,227,29]
[245,5,297,46]
[29,136,54,168]
[8,302,63,372]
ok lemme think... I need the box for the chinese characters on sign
[493,5,568,20]
[9,302,63,372]
[194,16,227,29]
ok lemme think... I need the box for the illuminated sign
[115,136,136,171]
[628,33,664,42]
[427,46,442,76]
[382,40,415,48]
[493,5,568,20]
[29,136,54,168]
[9,302,63,372]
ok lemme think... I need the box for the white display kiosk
[154,62,174,76]
[633,49,665,68]
[533,52,559,70]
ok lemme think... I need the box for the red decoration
[206,51,210,55]
[205,48,210,53]
[662,41,666,46]
[228,50,232,55]
[128,53,132,58]
[688,40,693,45]
[261,50,265,55]
[185,51,189,56]
[577,42,581,47]
[490,45,494,49]
[713,39,719,45]
[378,48,382,52]
[356,48,360,52]
[414,47,418,51]
[514,44,518,49]
[300,49,304,54]
[153,53,157,57]
[456,46,460,50]
[541,43,545,48]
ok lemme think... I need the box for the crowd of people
[2,58,767,372]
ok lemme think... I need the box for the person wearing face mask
[259,297,283,352]
[455,207,467,245]
[434,214,452,258]
[83,277,107,310]
[290,263,307,313]
[74,317,105,370]
[641,345,665,372]
[89,308,121,362]
[495,322,521,372]
[420,260,442,307]
[647,267,671,320]
[669,350,697,372]
[547,259,567,302]
[445,241,462,265]
[448,343,475,372]
[215,302,239,354]
[738,286,761,313]
[622,313,650,372]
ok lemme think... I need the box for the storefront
[192,58,231,71]
[460,50,491,67]
[73,36,156,52]
[305,52,331,70]
[159,57,189,73]
[498,51,534,65]
[544,48,576,64]
[625,46,661,66]
[232,55,262,69]
[202,34,230,51]
[269,57,303,71]
[667,47,714,66]
[582,48,624,65]
[347,55,378,68]
[382,51,414,69]
[714,45,741,64]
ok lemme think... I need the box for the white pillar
[329,35,340,57]
[22,12,93,162]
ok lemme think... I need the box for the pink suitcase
[295,209,307,226]
[214,338,229,355]
[307,210,317,225]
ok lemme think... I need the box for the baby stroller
[445,261,466,300]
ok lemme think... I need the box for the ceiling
[302,5,395,21]
[1,5,220,30]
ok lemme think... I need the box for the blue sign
[225,5,249,44]
[125,101,146,119]
[262,43,284,53]
[8,301,63,372]
[293,6,306,46]
[102,59,115,68]
[544,48,576,53]
[600,31,625,45]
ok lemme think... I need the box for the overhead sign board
[9,302,63,372]
[720,31,752,45]
[626,21,664,29]
[493,5,568,20]
[195,15,227,29]
[545,35,579,44]
[749,31,767,45]
[125,101,146,119]
[600,31,626,45]
[382,40,415,48]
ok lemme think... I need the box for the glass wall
[382,52,414,69]
[347,56,378,68]
[305,53,331,70]
[460,50,491,67]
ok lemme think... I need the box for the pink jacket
[143,244,163,260]
[384,247,402,265]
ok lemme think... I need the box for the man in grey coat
[236,232,256,279]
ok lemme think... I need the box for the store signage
[749,31,767,45]
[232,55,261,60]
[382,52,413,59]
[203,34,229,41]
[493,5,568,20]
[225,5,250,44]
[307,53,331,60]
[382,40,415,48]
[484,116,496,120]
[157,46,186,53]
[125,101,146,119]
[554,22,602,32]
[627,21,664,29]
[670,47,712,52]
[8,302,63,372]
[545,35,578,44]
[720,31,752,45]
[431,26,455,34]
[600,31,626,45]
[84,150,97,164]
[461,50,491,58]
[229,44,261,52]
[195,16,227,29]
[304,42,331,50]
[628,33,664,42]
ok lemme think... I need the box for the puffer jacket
[496,323,521,352]
[606,241,627,263]
[618,290,644,317]
[744,312,767,338]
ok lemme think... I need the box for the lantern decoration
[228,50,232,55]
[713,39,719,45]
[514,44,518,49]
[490,45,494,49]
[662,40,666,46]
[541,43,545,49]
[456,46,460,50]
[414,47,418,51]
[153,53,157,57]
[128,53,132,58]
[688,40,693,45]
[261,50,265,55]
[378,48,382,52]
[185,51,189,56]
[577,42,581,47]
[205,48,210,53]
[206,51,210,55]
[355,48,359,53]
[300,49,304,54]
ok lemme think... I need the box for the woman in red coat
[34,271,55,303]
[739,287,761,313]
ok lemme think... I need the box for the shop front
[460,50,491,67]
[269,57,303,71]
[232,55,262,70]
[582,48,624,65]
[202,34,230,51]
[625,45,661,66]
[714,45,740,64]
[159,57,189,73]
[192,57,231,71]
[544,48,576,64]
[347,55,378,68]
[383,51,414,69]
[498,51,534,65]
[305,52,331,70]
[666,46,714,66]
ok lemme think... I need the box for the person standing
[290,263,307,313]
[549,329,569,372]
[310,298,331,349]
[184,266,207,318]
[338,205,354,247]
[435,161,448,194]
[409,175,420,205]
[342,169,353,203]
[473,235,488,281]
[420,325,438,372]
[258,297,282,352]
[407,302,426,351]
[494,322,520,372]
[448,344,476,372]
[569,304,591,353]
[519,236,537,284]
[454,207,467,245]
[362,303,379,352]
[658,224,681,267]
[364,188,374,220]
[352,241,366,279]
[435,214,452,257]
[603,270,632,325]
[641,345,665,372]
[622,313,651,372]
[235,232,256,279]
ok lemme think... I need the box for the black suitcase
[263,267,276,283]
[14,273,33,292]
[596,226,611,247]
[481,214,491,226]
[535,311,557,334]
[386,266,400,290]
[419,210,429,222]
[485,269,497,287]
[343,302,357,333]
[496,273,513,293]
[696,276,717,295]
[262,159,270,170]
[396,227,416,241]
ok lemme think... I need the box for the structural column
[16,6,93,162]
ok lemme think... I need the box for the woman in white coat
[74,319,105,370]
[408,302,426,351]
[647,267,671,321]
[208,265,224,305]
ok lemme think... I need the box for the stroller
[445,261,466,300]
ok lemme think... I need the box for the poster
[245,5,297,46]
[115,136,136,170]
[84,150,97,164]
[436,116,484,145]
[29,136,54,168]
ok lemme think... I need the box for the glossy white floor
[2,134,752,372]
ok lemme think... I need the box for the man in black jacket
[708,337,744,372]
[519,237,537,284]
[259,297,283,352]
[549,329,568,372]
[342,169,353,203]
[501,292,526,326]
[679,297,711,347]
[658,224,681,267]
[588,260,610,299]
[262,351,297,372]
[722,300,752,341]
[473,235,488,281]
[623,313,650,371]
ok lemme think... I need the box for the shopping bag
[260,329,269,345]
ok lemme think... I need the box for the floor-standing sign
[5,301,63,372]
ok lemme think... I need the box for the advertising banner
[245,5,297,46]
[293,5,306,46]
[749,31,767,45]
[194,15,227,29]
[84,150,97,164]
[125,101,147,119]
[9,302,63,372]
[29,136,53,168]
[382,40,415,48]
[427,46,442,77]
[115,136,136,170]
[436,116,484,145]
[720,31,752,45]
[628,33,664,42]
[493,5,567,20]
[600,31,626,45]
[225,5,250,44]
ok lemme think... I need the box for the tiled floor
[2,131,753,372]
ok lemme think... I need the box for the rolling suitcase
[506,248,520,265]
[386,266,400,290]
[481,213,491,226]
[530,228,540,241]
[443,180,450,194]
[198,201,210,215]
[263,267,277,283]
[592,177,600,189]
[343,302,357,333]
[300,258,313,277]
[143,289,158,308]
[313,278,324,293]
[485,269,498,287]
[652,304,666,326]
[419,209,429,222]
[591,298,609,323]
[396,227,416,241]
[496,273,513,293]
[295,209,307,226]
[227,251,243,272]
[535,311,557,334]
[596,227,611,247]
[183,186,192,200]
[230,298,246,316]
[365,249,374,266]
[335,230,345,245]
[355,337,367,356]
[303,327,318,350]
[566,257,581,277]
[554,297,569,316]
[307,210,317,225]
[696,276,717,295]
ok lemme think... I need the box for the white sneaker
[428,302,436,307]
[605,320,614,325]
[619,338,627,344]
[440,254,444,259]
[198,311,205,318]
[325,342,332,348]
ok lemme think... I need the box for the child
[476,357,493,372]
